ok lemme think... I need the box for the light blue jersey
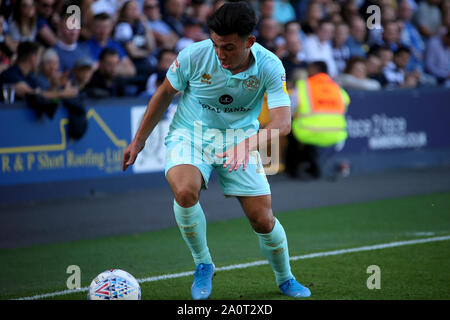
[164,39,290,196]
[166,39,291,133]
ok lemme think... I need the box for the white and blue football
[88,269,141,300]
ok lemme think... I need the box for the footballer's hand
[122,140,145,171]
[215,139,250,172]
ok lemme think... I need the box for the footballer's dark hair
[207,1,257,37]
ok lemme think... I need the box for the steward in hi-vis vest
[285,61,350,179]
[292,72,350,147]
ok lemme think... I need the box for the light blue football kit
[164,39,309,298]
[165,39,291,196]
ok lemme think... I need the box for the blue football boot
[191,263,215,300]
[279,278,311,298]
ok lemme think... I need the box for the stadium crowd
[0,0,448,103]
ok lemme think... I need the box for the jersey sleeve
[264,59,291,109]
[166,46,191,92]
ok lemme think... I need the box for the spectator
[0,41,77,102]
[86,48,126,97]
[377,20,405,52]
[337,56,382,90]
[376,45,394,70]
[85,13,136,78]
[35,0,58,47]
[145,48,177,96]
[424,30,450,85]
[52,14,91,74]
[71,56,94,94]
[189,0,211,26]
[0,15,14,74]
[163,0,187,38]
[143,0,179,49]
[6,0,55,51]
[332,22,351,74]
[0,41,42,100]
[256,17,285,58]
[346,16,368,58]
[36,47,64,90]
[175,18,208,53]
[414,0,442,38]
[303,19,338,78]
[114,0,156,76]
[301,1,324,35]
[281,31,307,87]
[273,0,296,25]
[255,0,275,37]
[365,52,387,86]
[383,46,418,88]
[398,0,425,72]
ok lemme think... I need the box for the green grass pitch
[1,192,449,300]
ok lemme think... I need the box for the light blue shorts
[164,129,271,197]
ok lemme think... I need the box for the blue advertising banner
[342,88,450,154]
[0,88,449,188]
[0,102,136,186]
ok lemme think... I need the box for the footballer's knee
[173,185,200,208]
[249,211,275,234]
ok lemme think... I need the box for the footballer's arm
[122,77,179,171]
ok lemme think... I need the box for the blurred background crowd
[0,0,448,102]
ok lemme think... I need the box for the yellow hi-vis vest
[292,73,350,147]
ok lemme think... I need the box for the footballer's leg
[166,164,215,300]
[238,195,311,298]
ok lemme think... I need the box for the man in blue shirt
[122,1,311,300]
[84,13,136,78]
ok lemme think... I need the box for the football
[88,269,141,300]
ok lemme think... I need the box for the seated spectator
[336,57,381,90]
[114,0,156,76]
[35,0,58,47]
[383,46,419,88]
[365,52,387,87]
[303,19,338,78]
[424,30,450,85]
[256,17,285,58]
[346,16,368,58]
[71,56,94,95]
[85,13,136,78]
[163,0,188,37]
[273,0,296,25]
[145,48,177,96]
[6,0,54,51]
[301,1,324,35]
[0,15,14,74]
[397,0,425,72]
[85,48,126,98]
[175,18,208,53]
[143,0,179,49]
[36,48,65,91]
[281,31,307,87]
[375,20,405,53]
[414,0,442,39]
[332,22,351,74]
[52,14,91,74]
[0,41,42,100]
[0,41,78,102]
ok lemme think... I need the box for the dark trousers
[284,132,321,178]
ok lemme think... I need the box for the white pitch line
[16,235,450,300]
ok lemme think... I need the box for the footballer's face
[210,31,255,75]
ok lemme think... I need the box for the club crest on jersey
[201,73,212,85]
[243,75,260,91]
